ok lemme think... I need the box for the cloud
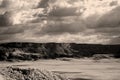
[92,6,120,42]
[109,1,118,6]
[0,0,120,44]
[0,0,48,26]
[48,0,85,17]
[96,27,120,36]
[96,6,120,28]
[0,27,24,35]
[13,32,109,44]
[0,35,12,41]
[38,19,86,35]
[0,25,25,41]
[0,9,46,26]
[49,7,80,17]
[0,0,9,8]
[0,13,12,26]
[109,37,120,44]
[0,0,40,9]
[37,0,49,8]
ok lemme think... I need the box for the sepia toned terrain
[0,58,120,80]
[0,0,120,80]
[0,42,120,80]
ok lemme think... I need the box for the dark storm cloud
[0,11,14,27]
[37,0,49,8]
[49,7,80,17]
[0,13,10,26]
[38,3,120,44]
[96,6,120,28]
[36,4,120,42]
[93,6,120,42]
[0,0,120,44]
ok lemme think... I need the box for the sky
[0,0,120,44]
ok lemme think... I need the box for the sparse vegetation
[92,54,114,60]
[0,42,119,61]
[0,67,68,80]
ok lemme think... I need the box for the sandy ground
[0,58,120,80]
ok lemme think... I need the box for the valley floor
[0,58,120,80]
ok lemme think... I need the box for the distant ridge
[0,42,120,61]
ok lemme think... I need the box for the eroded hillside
[0,42,120,61]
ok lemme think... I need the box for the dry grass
[0,67,69,80]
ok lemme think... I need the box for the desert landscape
[0,58,120,80]
[0,0,120,80]
[0,43,120,80]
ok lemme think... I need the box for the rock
[0,67,69,80]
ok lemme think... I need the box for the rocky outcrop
[0,42,120,61]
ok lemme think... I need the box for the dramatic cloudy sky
[0,0,120,44]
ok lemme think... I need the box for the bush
[92,54,113,60]
[0,67,69,80]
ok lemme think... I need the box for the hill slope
[0,42,120,61]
